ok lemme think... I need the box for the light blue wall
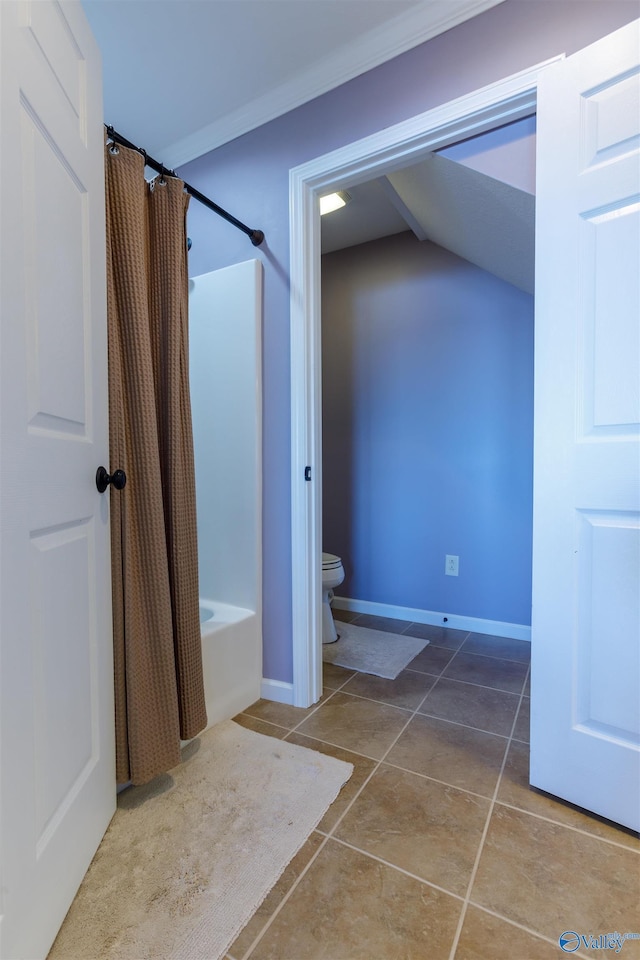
[181,1,636,682]
[322,233,534,626]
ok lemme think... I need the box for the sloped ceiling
[322,116,536,295]
[386,154,535,293]
[320,179,410,254]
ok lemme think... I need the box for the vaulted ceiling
[321,116,536,293]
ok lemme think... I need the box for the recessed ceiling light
[319,191,351,215]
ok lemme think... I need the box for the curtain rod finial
[250,229,265,247]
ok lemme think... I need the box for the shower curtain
[105,139,207,785]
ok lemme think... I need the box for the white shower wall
[189,261,263,725]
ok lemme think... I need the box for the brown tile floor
[230,614,640,960]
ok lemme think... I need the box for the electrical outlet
[445,555,459,576]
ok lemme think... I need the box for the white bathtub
[199,599,262,729]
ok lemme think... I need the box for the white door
[531,20,640,831]
[0,2,115,957]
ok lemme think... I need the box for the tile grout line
[319,687,427,719]
[234,677,371,955]
[237,831,334,960]
[404,667,529,696]
[450,649,531,664]
[446,662,531,960]
[241,643,463,959]
[492,798,640,854]
[409,708,516,741]
[237,670,379,959]
[381,759,503,804]
[237,716,292,736]
[465,902,593,960]
[319,832,468,902]
[309,640,495,896]
[239,741,409,957]
[290,687,520,749]
[410,635,530,664]
[237,683,344,738]
[404,665,529,696]
[240,631,533,960]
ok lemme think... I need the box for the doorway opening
[288,56,561,708]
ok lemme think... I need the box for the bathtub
[199,599,262,729]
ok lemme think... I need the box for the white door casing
[289,21,639,829]
[530,20,640,831]
[289,57,560,708]
[0,2,115,957]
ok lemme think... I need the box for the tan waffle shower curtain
[105,139,207,785]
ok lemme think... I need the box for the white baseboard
[261,677,295,704]
[332,596,531,642]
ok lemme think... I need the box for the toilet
[322,552,345,644]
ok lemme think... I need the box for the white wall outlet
[445,555,459,576]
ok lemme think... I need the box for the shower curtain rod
[105,125,265,247]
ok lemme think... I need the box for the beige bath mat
[323,620,429,678]
[48,720,352,960]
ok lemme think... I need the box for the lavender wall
[181,1,636,683]
[322,232,534,625]
[438,115,537,195]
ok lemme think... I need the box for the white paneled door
[0,2,115,958]
[531,20,640,831]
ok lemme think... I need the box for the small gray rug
[323,620,429,679]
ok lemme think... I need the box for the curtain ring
[106,125,119,154]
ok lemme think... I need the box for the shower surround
[189,261,263,727]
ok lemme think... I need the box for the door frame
[289,55,561,708]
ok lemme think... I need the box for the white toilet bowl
[322,552,345,644]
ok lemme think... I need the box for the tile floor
[229,613,640,960]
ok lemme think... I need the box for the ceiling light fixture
[319,190,351,215]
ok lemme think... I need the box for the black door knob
[96,466,127,493]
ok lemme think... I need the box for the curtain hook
[106,125,119,155]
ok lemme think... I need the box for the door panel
[583,204,639,430]
[0,2,115,957]
[531,20,640,831]
[575,512,639,736]
[31,520,96,844]
[22,103,89,433]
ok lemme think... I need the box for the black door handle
[96,466,127,493]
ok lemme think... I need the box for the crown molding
[164,0,505,168]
